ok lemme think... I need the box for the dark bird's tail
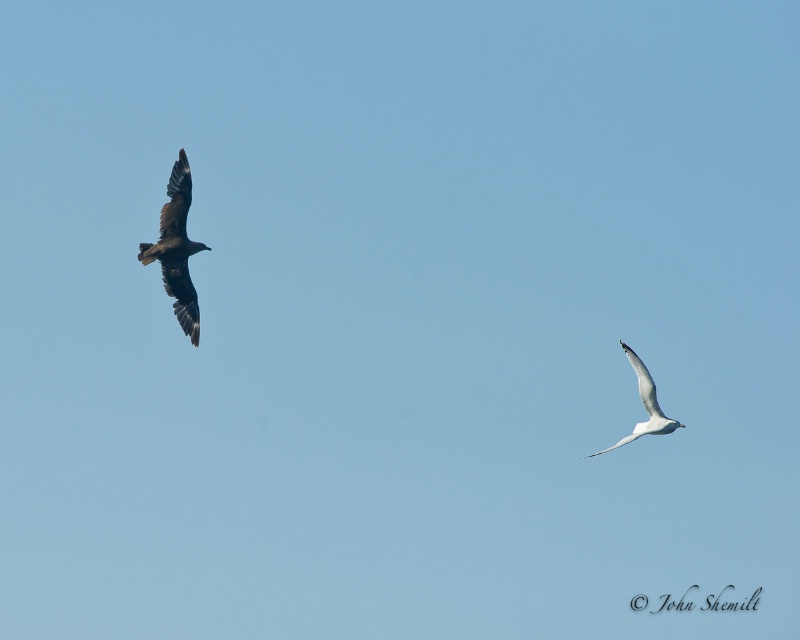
[138,243,156,265]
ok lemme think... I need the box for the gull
[583,340,686,458]
[138,149,211,347]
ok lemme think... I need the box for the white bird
[583,340,686,458]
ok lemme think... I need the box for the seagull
[138,149,211,347]
[583,340,686,458]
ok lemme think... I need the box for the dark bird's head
[188,241,212,256]
[677,422,687,429]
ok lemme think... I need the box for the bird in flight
[138,149,211,347]
[583,340,686,458]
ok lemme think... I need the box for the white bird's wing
[582,433,644,459]
[620,340,665,418]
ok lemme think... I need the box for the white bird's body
[583,340,685,458]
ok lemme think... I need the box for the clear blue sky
[0,1,797,638]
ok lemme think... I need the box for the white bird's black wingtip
[620,340,639,358]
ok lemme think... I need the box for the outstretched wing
[161,260,200,347]
[582,433,644,459]
[159,148,193,241]
[620,340,664,418]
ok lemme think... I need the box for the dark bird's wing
[161,260,200,347]
[620,340,664,418]
[159,149,193,242]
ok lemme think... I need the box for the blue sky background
[1,1,798,638]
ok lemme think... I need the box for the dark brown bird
[138,149,211,347]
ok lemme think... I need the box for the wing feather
[620,340,664,418]
[161,260,200,347]
[582,433,644,459]
[159,149,193,241]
